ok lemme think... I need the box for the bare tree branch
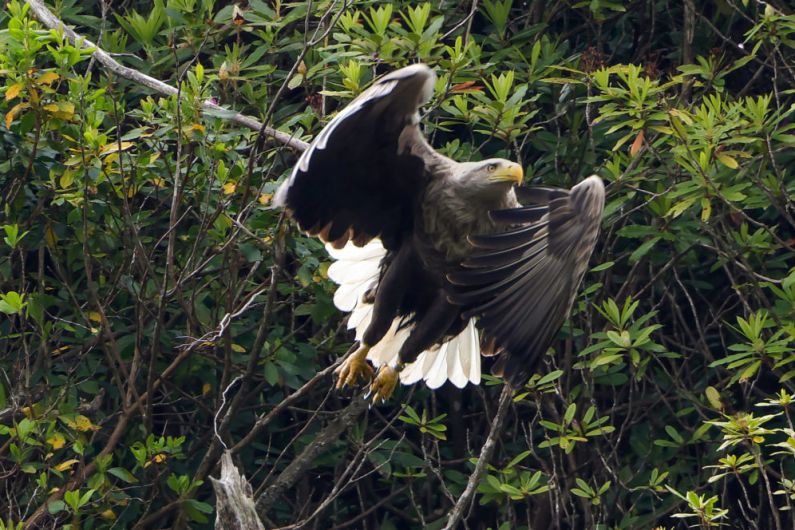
[443,385,513,530]
[24,0,308,152]
[255,396,369,517]
[211,452,266,530]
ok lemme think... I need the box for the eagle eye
[486,163,498,172]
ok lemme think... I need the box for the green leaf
[665,425,684,444]
[263,362,279,386]
[0,291,25,315]
[108,467,138,483]
[606,330,631,347]
[590,261,615,272]
[667,198,696,218]
[591,352,623,368]
[564,403,577,425]
[499,483,522,495]
[78,489,94,508]
[506,450,533,469]
[628,237,660,264]
[738,360,761,382]
[536,370,563,386]
[573,477,593,495]
[705,387,722,410]
[47,500,66,514]
[185,498,213,514]
[183,498,213,523]
[709,352,752,367]
[716,153,738,169]
[287,73,304,90]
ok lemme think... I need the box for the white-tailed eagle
[274,64,605,401]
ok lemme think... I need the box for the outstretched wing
[447,176,605,387]
[274,64,438,250]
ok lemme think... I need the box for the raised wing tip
[385,63,434,80]
[570,175,606,219]
[380,63,436,104]
[574,175,605,196]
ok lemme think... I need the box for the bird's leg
[335,342,374,389]
[336,247,410,392]
[361,245,411,347]
[370,363,402,403]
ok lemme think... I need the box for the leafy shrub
[1,1,794,528]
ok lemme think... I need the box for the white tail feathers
[400,319,481,389]
[325,239,481,389]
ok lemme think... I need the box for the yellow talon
[335,344,373,389]
[370,365,399,403]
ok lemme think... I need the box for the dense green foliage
[1,0,795,528]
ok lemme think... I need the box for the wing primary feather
[513,186,569,204]
[448,241,547,286]
[467,220,549,249]
[489,205,548,224]
[460,234,546,268]
[470,253,555,314]
[449,242,549,305]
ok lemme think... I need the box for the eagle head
[454,159,524,201]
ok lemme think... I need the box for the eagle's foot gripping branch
[369,364,399,403]
[335,344,374,389]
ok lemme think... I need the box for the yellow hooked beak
[488,162,524,186]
